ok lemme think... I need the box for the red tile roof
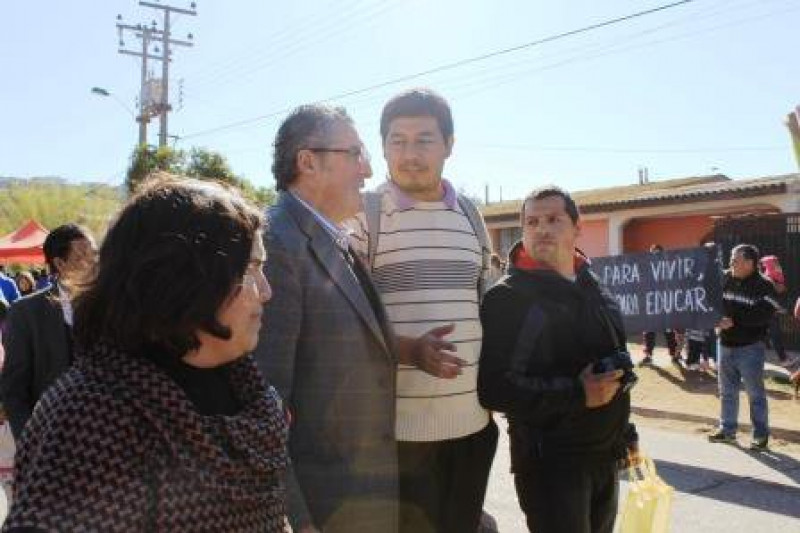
[480,173,798,219]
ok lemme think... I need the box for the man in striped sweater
[349,88,498,533]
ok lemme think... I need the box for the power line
[180,0,397,93]
[186,0,403,96]
[182,0,774,124]
[320,0,793,118]
[445,0,800,103]
[179,0,694,141]
[465,144,788,154]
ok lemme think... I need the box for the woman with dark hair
[3,176,289,532]
[12,271,35,297]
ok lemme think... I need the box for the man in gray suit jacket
[254,105,464,533]
[1,224,96,439]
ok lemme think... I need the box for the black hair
[380,88,454,143]
[43,224,91,275]
[520,185,580,224]
[73,175,264,361]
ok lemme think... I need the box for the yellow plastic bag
[616,455,674,533]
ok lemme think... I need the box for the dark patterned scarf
[4,341,290,532]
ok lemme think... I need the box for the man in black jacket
[478,186,637,533]
[0,224,96,439]
[708,244,779,450]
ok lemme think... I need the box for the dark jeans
[686,329,714,365]
[718,341,769,439]
[514,460,619,533]
[705,328,718,361]
[643,330,677,356]
[686,338,704,365]
[398,418,499,533]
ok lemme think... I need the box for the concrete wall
[622,215,714,253]
[577,218,610,258]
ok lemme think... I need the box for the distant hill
[0,178,124,238]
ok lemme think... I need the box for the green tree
[185,147,237,183]
[125,145,184,194]
[125,145,276,207]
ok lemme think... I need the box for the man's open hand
[412,324,465,379]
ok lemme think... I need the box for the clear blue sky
[2,0,798,201]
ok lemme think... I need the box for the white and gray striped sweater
[348,186,490,442]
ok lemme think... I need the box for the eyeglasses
[306,145,371,164]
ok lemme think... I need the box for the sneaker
[687,363,701,371]
[640,354,653,366]
[708,429,736,444]
[699,360,710,372]
[750,437,769,451]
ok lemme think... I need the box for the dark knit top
[3,341,290,533]
[141,350,242,416]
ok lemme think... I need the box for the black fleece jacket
[478,243,635,470]
[720,270,780,347]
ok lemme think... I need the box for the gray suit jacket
[254,192,398,533]
[1,286,71,439]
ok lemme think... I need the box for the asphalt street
[483,418,800,532]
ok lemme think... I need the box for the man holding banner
[708,244,780,450]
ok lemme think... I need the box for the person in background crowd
[684,328,712,371]
[479,186,638,533]
[488,253,506,288]
[0,296,8,348]
[792,296,800,395]
[758,255,789,364]
[33,269,51,292]
[708,244,780,450]
[640,245,679,365]
[0,267,20,305]
[2,176,290,532]
[700,241,723,370]
[0,296,12,501]
[13,272,35,298]
[0,224,97,439]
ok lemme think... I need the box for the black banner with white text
[590,246,723,333]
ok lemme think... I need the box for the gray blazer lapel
[280,193,392,357]
[308,234,391,355]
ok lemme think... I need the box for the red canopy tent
[0,220,49,264]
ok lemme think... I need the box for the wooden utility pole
[139,1,197,147]
[117,2,196,148]
[117,20,160,146]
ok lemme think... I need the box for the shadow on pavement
[652,458,800,519]
[631,406,800,443]
[748,448,800,485]
[647,363,794,401]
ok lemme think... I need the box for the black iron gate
[713,213,800,351]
